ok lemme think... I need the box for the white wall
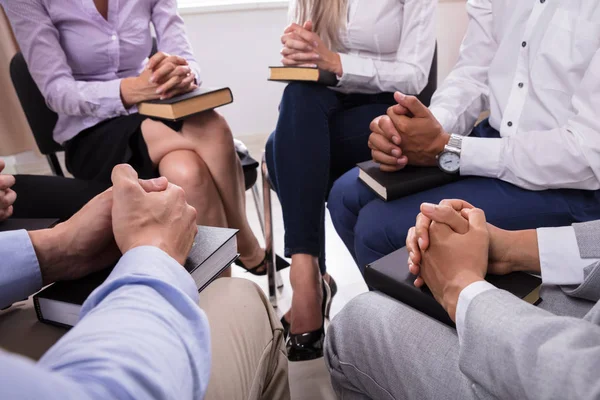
[182,0,468,137]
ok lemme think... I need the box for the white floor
[6,134,369,400]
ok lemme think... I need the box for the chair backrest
[417,44,438,108]
[9,52,61,156]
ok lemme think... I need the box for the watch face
[438,151,460,173]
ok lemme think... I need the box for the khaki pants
[0,278,290,400]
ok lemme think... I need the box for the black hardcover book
[364,247,542,327]
[33,226,238,328]
[268,66,338,86]
[357,160,463,201]
[0,218,59,232]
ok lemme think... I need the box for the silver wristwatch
[437,134,462,174]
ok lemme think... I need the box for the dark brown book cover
[268,66,338,86]
[357,160,463,201]
[33,226,238,328]
[364,247,542,328]
[138,87,233,120]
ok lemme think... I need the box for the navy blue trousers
[266,82,396,274]
[327,120,600,273]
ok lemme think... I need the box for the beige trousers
[0,277,290,400]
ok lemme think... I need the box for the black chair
[418,44,438,107]
[9,50,283,305]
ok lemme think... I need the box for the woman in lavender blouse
[2,0,282,274]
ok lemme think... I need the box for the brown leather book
[138,87,233,121]
[268,66,338,86]
[364,247,542,327]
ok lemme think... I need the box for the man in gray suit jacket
[325,199,600,400]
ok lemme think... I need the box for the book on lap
[268,66,338,86]
[33,226,238,329]
[138,87,233,121]
[364,247,542,327]
[357,160,463,201]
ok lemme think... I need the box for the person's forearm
[37,247,210,400]
[504,229,541,274]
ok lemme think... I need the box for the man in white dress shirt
[326,0,600,272]
[325,199,600,399]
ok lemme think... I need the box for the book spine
[32,294,45,323]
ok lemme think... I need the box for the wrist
[435,131,451,154]
[505,230,541,273]
[442,273,485,322]
[120,77,144,108]
[29,228,68,285]
[331,52,343,76]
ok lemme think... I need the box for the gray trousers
[324,287,593,400]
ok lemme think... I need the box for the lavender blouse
[2,0,202,144]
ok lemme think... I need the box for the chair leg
[251,183,265,237]
[261,157,277,308]
[47,154,64,177]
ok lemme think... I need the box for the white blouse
[290,0,437,95]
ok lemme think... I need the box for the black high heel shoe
[286,278,331,362]
[235,253,289,276]
[281,275,337,339]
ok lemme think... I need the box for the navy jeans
[327,120,600,272]
[266,82,396,274]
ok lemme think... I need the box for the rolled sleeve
[0,230,43,308]
[460,136,504,178]
[455,280,496,343]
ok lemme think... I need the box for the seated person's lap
[328,167,600,271]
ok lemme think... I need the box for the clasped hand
[404,200,495,321]
[30,165,198,286]
[0,160,16,222]
[122,52,197,107]
[368,92,450,171]
[280,21,343,76]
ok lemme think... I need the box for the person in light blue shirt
[0,164,290,400]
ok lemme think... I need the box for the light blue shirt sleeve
[0,246,211,400]
[0,230,43,308]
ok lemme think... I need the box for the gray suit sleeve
[460,289,600,400]
[573,220,600,258]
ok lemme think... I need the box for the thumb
[394,92,430,118]
[464,208,487,230]
[304,20,313,31]
[139,176,169,193]
[111,164,144,199]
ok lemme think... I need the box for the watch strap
[446,134,463,152]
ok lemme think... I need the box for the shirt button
[518,82,524,88]
[522,41,527,47]
[540,0,545,3]
[508,121,513,127]
[111,35,117,41]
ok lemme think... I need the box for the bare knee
[183,110,234,144]
[159,150,213,192]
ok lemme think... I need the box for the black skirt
[65,114,183,183]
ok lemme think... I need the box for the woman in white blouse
[265,0,436,361]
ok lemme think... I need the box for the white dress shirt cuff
[104,246,199,303]
[538,226,600,286]
[0,230,43,308]
[456,280,496,343]
[430,106,458,135]
[337,53,371,88]
[460,136,504,177]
